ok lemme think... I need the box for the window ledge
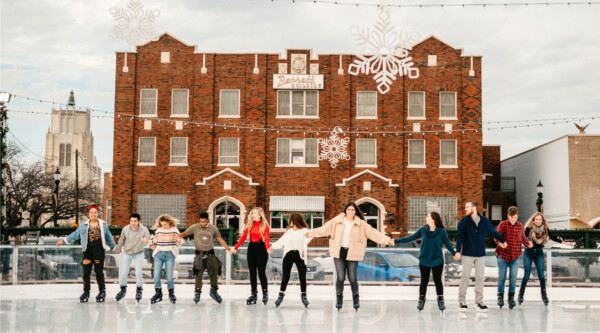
[407,117,426,120]
[439,117,458,121]
[218,164,240,167]
[407,165,426,169]
[275,164,319,168]
[137,163,156,166]
[170,115,189,118]
[276,116,320,119]
[218,115,241,118]
[169,163,188,167]
[139,114,157,118]
[356,116,378,120]
[439,165,458,169]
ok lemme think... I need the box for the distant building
[45,90,101,186]
[482,145,516,226]
[102,172,112,225]
[501,134,600,229]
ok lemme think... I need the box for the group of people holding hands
[57,200,572,311]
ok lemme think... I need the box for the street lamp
[53,168,61,227]
[536,180,544,213]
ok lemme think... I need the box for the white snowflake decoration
[319,127,351,168]
[348,7,420,94]
[110,0,160,49]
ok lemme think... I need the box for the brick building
[482,145,516,226]
[111,33,484,241]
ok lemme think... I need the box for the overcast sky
[1,0,599,173]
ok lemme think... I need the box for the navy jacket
[456,214,505,257]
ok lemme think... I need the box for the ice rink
[1,284,599,332]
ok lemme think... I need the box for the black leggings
[419,263,444,297]
[247,241,268,292]
[333,247,358,296]
[82,240,105,291]
[280,250,307,293]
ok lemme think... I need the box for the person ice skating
[114,213,150,302]
[178,211,233,304]
[394,211,455,312]
[306,202,393,311]
[454,200,507,312]
[494,206,533,309]
[231,207,271,305]
[268,213,312,308]
[519,212,573,306]
[150,214,181,304]
[57,205,116,303]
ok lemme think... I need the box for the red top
[234,221,270,250]
[495,220,530,262]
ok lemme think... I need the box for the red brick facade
[111,33,484,238]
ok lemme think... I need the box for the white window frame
[170,137,188,166]
[139,89,158,117]
[276,138,319,167]
[407,91,426,120]
[356,91,377,119]
[355,139,377,168]
[219,90,241,118]
[170,89,189,118]
[276,90,319,119]
[439,139,458,168]
[407,139,426,168]
[138,137,156,166]
[439,92,457,120]
[218,138,240,166]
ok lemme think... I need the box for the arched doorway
[207,196,246,234]
[356,198,386,247]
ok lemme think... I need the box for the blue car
[357,250,421,282]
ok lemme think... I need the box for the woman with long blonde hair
[519,212,573,306]
[150,214,181,304]
[232,207,271,305]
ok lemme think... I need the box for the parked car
[312,252,334,276]
[357,250,421,282]
[446,254,525,282]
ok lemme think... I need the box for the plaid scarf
[529,224,549,246]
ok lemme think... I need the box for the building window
[276,138,318,166]
[356,139,376,167]
[170,137,188,165]
[440,92,457,119]
[270,212,323,230]
[440,140,457,167]
[105,199,112,225]
[137,194,186,227]
[138,137,156,165]
[140,89,157,116]
[408,139,425,167]
[408,92,425,119]
[407,196,458,231]
[60,112,73,133]
[356,91,377,118]
[492,205,502,222]
[277,91,318,117]
[219,90,240,117]
[59,143,72,167]
[218,138,239,165]
[171,89,189,117]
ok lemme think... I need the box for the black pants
[82,240,106,291]
[419,263,444,297]
[247,241,268,292]
[333,247,358,296]
[280,250,307,293]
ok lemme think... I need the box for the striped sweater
[152,227,181,258]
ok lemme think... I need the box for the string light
[264,0,599,8]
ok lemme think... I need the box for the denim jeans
[520,248,546,291]
[497,256,520,293]
[119,251,145,287]
[333,247,358,296]
[153,251,175,289]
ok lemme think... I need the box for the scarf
[529,224,549,246]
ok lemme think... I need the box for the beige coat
[308,213,391,261]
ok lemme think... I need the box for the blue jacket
[456,214,504,257]
[395,226,456,267]
[63,219,116,252]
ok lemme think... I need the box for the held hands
[229,249,237,255]
[141,237,149,244]
[387,239,395,246]
[500,242,508,249]
[56,240,63,247]
[267,247,274,254]
[454,253,461,261]
[528,241,534,248]
[115,251,121,254]
[563,242,575,248]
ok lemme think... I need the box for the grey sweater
[114,225,151,255]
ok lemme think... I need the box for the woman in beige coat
[306,202,394,311]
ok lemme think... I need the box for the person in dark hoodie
[394,211,455,312]
[454,200,507,312]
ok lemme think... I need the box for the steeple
[67,90,75,107]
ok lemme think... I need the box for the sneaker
[477,303,488,312]
[459,302,468,311]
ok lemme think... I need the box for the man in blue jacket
[454,200,506,311]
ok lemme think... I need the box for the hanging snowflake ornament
[109,0,160,50]
[348,6,420,94]
[319,127,351,168]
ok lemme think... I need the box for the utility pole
[76,149,79,226]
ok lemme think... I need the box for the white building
[45,90,101,186]
[501,134,600,229]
